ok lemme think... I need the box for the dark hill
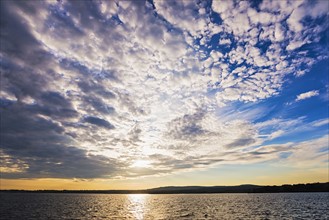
[147,184,261,194]
[1,182,328,194]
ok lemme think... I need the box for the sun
[131,160,151,168]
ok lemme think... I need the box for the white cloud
[211,1,234,19]
[287,6,305,33]
[268,130,285,140]
[1,0,328,179]
[274,23,285,42]
[295,90,319,101]
[279,135,329,168]
[308,0,329,18]
[312,119,329,127]
[246,135,328,170]
[154,0,210,36]
[248,8,275,26]
[286,40,305,51]
[218,38,231,45]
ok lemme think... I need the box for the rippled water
[1,193,328,219]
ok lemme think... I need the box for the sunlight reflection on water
[127,194,148,220]
[0,193,328,219]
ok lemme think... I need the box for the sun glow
[131,160,151,168]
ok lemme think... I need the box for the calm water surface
[1,193,328,219]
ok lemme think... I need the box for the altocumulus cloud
[0,0,328,179]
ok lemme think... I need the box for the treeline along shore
[1,182,328,194]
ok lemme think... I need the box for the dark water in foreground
[1,193,328,219]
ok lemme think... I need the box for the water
[1,193,328,219]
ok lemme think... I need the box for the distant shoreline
[1,182,328,194]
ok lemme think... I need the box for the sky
[0,0,328,190]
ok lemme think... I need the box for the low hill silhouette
[1,182,328,194]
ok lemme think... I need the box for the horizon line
[1,182,328,192]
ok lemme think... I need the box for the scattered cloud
[295,90,320,102]
[0,0,328,180]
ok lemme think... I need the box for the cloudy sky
[1,0,328,190]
